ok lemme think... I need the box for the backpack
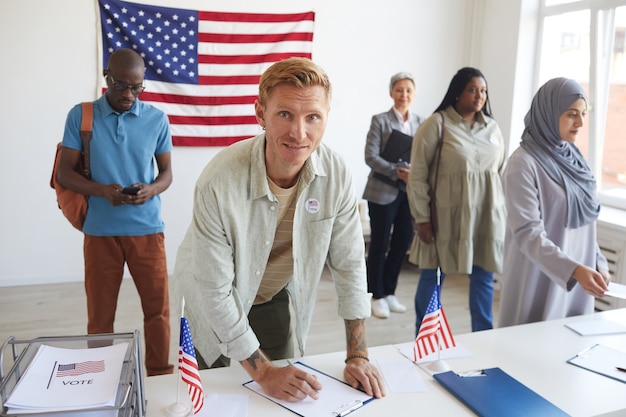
[50,102,93,231]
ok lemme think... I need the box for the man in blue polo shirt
[58,48,174,376]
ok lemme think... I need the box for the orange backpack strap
[80,102,93,179]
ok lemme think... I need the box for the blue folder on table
[433,367,570,417]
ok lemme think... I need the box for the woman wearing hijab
[498,77,611,327]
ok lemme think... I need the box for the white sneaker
[371,298,390,319]
[385,295,407,313]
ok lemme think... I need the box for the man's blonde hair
[258,57,332,105]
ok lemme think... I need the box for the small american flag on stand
[413,285,456,361]
[179,316,204,414]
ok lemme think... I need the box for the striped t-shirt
[253,177,298,304]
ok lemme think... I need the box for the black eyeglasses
[108,75,145,95]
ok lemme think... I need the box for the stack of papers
[4,343,128,414]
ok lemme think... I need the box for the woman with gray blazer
[362,72,423,318]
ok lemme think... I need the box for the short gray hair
[389,72,415,93]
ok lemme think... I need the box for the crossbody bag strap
[80,102,93,179]
[431,112,446,197]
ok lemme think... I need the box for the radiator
[595,208,626,311]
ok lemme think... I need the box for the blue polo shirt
[62,94,172,236]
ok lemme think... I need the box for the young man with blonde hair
[173,57,386,401]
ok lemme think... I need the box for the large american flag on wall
[98,0,315,146]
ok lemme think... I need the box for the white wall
[0,0,526,286]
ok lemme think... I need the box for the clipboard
[242,361,375,416]
[379,129,412,163]
[372,129,413,190]
[433,367,569,417]
[567,344,626,384]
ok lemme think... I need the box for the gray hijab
[520,77,600,228]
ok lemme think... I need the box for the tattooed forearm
[243,349,268,370]
[345,319,368,354]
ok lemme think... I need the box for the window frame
[536,0,626,209]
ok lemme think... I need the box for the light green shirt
[407,106,507,274]
[172,134,370,365]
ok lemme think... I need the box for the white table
[144,308,626,417]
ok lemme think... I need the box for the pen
[287,359,321,394]
[617,367,626,373]
[333,400,364,417]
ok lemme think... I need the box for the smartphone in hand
[121,186,140,195]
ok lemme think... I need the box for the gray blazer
[362,108,423,205]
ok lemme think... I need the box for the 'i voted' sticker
[305,198,320,214]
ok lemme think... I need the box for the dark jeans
[366,193,414,299]
[414,265,494,334]
[196,287,293,369]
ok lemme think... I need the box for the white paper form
[196,393,249,417]
[605,282,626,300]
[5,342,128,412]
[394,341,473,364]
[243,361,374,417]
[565,319,626,336]
[375,357,427,393]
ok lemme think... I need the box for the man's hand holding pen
[255,360,321,402]
[241,349,322,403]
[281,360,323,401]
[253,363,323,402]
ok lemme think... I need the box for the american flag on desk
[414,285,456,361]
[179,316,204,414]
[98,0,315,146]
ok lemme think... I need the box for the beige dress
[407,106,506,274]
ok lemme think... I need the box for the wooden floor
[0,260,500,373]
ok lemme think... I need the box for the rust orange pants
[84,233,173,376]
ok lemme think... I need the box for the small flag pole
[178,298,185,403]
[164,297,191,417]
[426,269,450,374]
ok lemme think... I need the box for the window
[545,0,585,6]
[546,0,581,6]
[537,1,626,209]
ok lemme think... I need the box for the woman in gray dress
[498,77,611,327]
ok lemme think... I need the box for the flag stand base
[164,402,191,417]
[426,359,450,374]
